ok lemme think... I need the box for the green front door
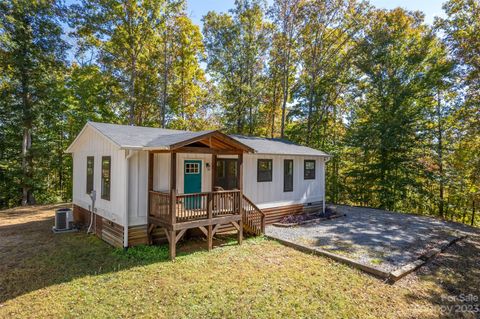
[184,160,202,209]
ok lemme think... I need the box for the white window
[185,163,200,174]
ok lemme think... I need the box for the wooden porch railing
[242,194,265,235]
[149,191,171,223]
[150,190,242,224]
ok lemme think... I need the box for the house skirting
[73,201,323,247]
[73,204,167,248]
[216,201,324,234]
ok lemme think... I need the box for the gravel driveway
[266,205,478,272]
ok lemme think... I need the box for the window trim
[257,159,273,182]
[101,156,111,201]
[86,156,94,195]
[304,159,316,180]
[283,159,294,192]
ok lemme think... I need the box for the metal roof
[88,122,213,149]
[70,122,330,157]
[231,135,330,157]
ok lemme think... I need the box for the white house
[67,122,330,258]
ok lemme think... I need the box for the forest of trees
[0,0,478,226]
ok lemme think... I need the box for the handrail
[176,189,241,197]
[242,194,265,235]
[175,190,241,222]
[149,190,169,195]
[149,191,171,223]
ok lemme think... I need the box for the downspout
[323,156,331,214]
[124,150,136,250]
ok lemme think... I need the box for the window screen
[304,160,316,180]
[101,156,111,200]
[86,156,94,194]
[257,159,272,182]
[284,159,293,192]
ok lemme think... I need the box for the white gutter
[124,150,136,249]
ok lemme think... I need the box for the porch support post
[207,225,213,251]
[170,152,177,191]
[207,192,213,250]
[148,151,154,191]
[238,214,243,245]
[168,229,176,260]
[238,153,243,191]
[147,151,154,245]
[211,154,217,191]
[170,152,177,226]
[170,188,176,225]
[238,153,243,245]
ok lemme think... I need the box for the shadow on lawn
[403,235,480,318]
[0,214,237,304]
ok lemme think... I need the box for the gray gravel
[266,205,478,272]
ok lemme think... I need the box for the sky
[186,0,446,26]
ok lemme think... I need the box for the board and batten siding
[73,130,326,228]
[242,154,326,209]
[127,152,214,227]
[72,126,127,225]
[152,153,213,194]
[128,150,148,226]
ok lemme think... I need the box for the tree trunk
[271,74,278,138]
[472,199,476,226]
[306,80,315,144]
[436,90,444,218]
[305,31,319,145]
[248,60,254,135]
[129,55,137,126]
[161,28,168,128]
[20,60,34,206]
[332,104,338,203]
[280,51,290,138]
[58,128,64,198]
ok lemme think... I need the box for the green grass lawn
[1,205,479,318]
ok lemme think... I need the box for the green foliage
[113,245,170,262]
[0,0,69,206]
[346,9,445,210]
[203,0,272,134]
[0,0,478,227]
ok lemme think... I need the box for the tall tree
[165,14,211,130]
[346,8,446,210]
[0,0,68,205]
[288,0,367,145]
[154,0,185,127]
[437,0,480,224]
[269,0,302,137]
[203,0,271,134]
[284,0,367,203]
[71,0,170,125]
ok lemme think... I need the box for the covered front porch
[145,131,265,259]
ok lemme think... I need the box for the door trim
[183,159,202,194]
[215,158,239,190]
